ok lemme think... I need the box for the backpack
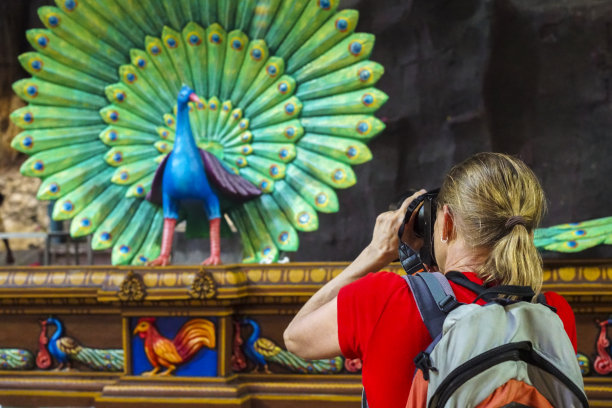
[400,271,589,408]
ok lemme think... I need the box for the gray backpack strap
[402,272,460,341]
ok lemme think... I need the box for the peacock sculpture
[535,216,612,253]
[40,317,124,371]
[11,0,388,265]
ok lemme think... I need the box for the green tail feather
[12,125,104,154]
[100,105,161,133]
[20,141,106,178]
[10,105,102,129]
[112,200,157,265]
[248,0,282,40]
[535,217,612,252]
[300,115,386,140]
[91,198,140,250]
[131,208,163,265]
[297,133,372,165]
[13,78,106,109]
[244,75,296,118]
[110,158,160,186]
[36,156,108,201]
[301,88,388,117]
[230,40,269,104]
[206,24,227,98]
[271,180,318,232]
[70,184,126,237]
[250,96,302,129]
[220,30,249,101]
[0,349,35,371]
[264,0,309,51]
[162,26,194,88]
[52,168,113,221]
[239,56,285,110]
[104,145,159,167]
[100,126,159,146]
[73,347,124,372]
[86,0,146,46]
[285,164,340,214]
[182,22,208,97]
[128,49,175,107]
[145,35,181,96]
[257,195,299,252]
[242,201,279,262]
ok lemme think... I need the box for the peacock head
[177,84,201,106]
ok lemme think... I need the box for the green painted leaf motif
[300,115,386,140]
[104,145,159,167]
[182,22,208,97]
[20,141,106,178]
[206,24,227,98]
[36,156,107,201]
[271,180,318,232]
[70,184,126,237]
[297,133,372,165]
[38,7,127,66]
[131,208,164,265]
[285,164,339,214]
[294,33,376,83]
[12,125,104,154]
[230,40,269,104]
[248,0,282,40]
[250,96,302,129]
[105,83,163,122]
[293,147,356,189]
[275,0,339,61]
[91,198,140,250]
[256,194,299,252]
[296,60,384,101]
[13,78,106,109]
[112,200,157,265]
[99,126,158,146]
[287,9,358,74]
[52,167,114,221]
[18,52,107,95]
[26,29,117,82]
[301,87,388,117]
[244,75,296,118]
[111,158,160,185]
[220,30,249,101]
[55,0,134,55]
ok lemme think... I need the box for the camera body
[397,189,439,274]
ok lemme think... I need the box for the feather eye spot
[233,111,242,120]
[358,67,372,82]
[49,183,60,194]
[356,120,370,135]
[80,218,90,227]
[109,111,119,122]
[284,103,296,115]
[242,146,252,155]
[198,102,205,110]
[113,152,123,163]
[260,180,269,190]
[36,34,49,48]
[30,59,43,71]
[210,33,222,44]
[125,72,136,83]
[239,119,248,129]
[161,130,169,139]
[32,160,44,172]
[64,0,77,11]
[138,256,148,262]
[166,117,174,126]
[349,41,363,56]
[336,18,349,32]
[26,85,38,97]
[269,165,279,176]
[109,131,118,141]
[316,193,328,205]
[574,229,586,236]
[278,82,289,94]
[136,185,144,195]
[223,103,230,111]
[166,37,177,48]
[251,48,263,61]
[240,132,252,143]
[318,0,332,10]
[22,136,33,148]
[62,201,74,212]
[47,14,60,27]
[136,58,146,68]
[362,93,374,106]
[284,126,295,138]
[232,39,244,50]
[267,64,278,77]
[279,148,289,159]
[150,45,161,55]
[298,212,311,226]
[346,146,358,158]
[119,245,131,254]
[279,232,289,243]
[263,246,272,256]
[209,102,217,110]
[115,91,126,103]
[566,241,578,248]
[189,34,202,46]
[119,171,129,181]
[333,169,346,182]
[100,232,111,242]
[23,112,34,123]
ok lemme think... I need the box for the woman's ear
[441,205,455,242]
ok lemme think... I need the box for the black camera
[396,189,439,274]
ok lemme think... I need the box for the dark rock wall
[1,0,610,261]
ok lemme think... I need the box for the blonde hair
[437,152,546,295]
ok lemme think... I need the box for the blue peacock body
[11,0,388,265]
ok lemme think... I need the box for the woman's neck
[442,236,488,274]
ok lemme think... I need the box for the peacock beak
[189,93,201,104]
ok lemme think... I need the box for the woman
[284,152,577,408]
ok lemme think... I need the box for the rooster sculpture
[11,0,388,265]
[132,317,216,376]
[40,317,124,371]
[240,318,343,374]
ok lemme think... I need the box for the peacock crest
[11,0,388,265]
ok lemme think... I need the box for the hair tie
[505,215,527,230]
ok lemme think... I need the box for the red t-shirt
[337,271,577,408]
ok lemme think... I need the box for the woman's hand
[365,189,427,268]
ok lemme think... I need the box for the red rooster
[133,317,216,376]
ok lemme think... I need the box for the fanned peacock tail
[0,349,35,370]
[535,216,612,252]
[72,346,124,372]
[11,0,387,264]
[253,337,344,374]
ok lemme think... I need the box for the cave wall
[0,0,610,262]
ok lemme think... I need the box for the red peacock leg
[148,218,177,266]
[202,217,222,265]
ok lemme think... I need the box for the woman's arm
[283,190,425,360]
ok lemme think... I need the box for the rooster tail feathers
[173,318,216,361]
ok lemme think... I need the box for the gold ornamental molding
[0,260,610,302]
